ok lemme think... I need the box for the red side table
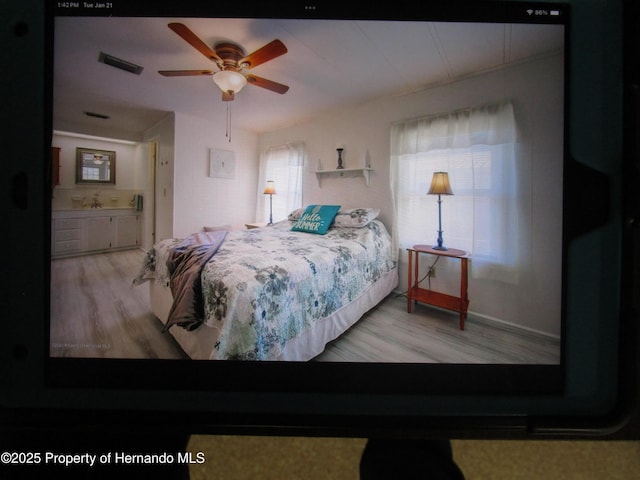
[407,245,469,330]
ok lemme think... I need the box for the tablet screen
[16,0,625,432]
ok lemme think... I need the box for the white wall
[142,112,260,242]
[258,53,565,336]
[172,112,259,237]
[258,108,396,230]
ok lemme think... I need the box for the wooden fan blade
[168,23,222,63]
[240,39,287,69]
[246,74,289,94]
[158,70,215,77]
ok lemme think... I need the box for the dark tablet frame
[1,0,636,438]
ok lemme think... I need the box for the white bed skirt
[150,267,398,361]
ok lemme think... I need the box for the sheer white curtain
[390,100,519,283]
[256,142,305,223]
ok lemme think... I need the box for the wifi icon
[527,9,534,15]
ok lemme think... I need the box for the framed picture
[209,148,236,179]
[76,147,116,184]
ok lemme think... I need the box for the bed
[133,207,398,361]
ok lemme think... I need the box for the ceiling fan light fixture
[213,70,247,95]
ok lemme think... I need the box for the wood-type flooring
[49,249,559,364]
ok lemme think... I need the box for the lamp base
[433,230,447,251]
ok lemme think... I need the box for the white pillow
[333,208,380,228]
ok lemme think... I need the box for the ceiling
[52,17,564,139]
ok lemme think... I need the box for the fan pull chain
[226,103,232,143]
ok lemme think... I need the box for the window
[391,101,519,283]
[256,142,305,223]
[82,166,101,180]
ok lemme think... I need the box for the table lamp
[427,172,454,250]
[264,180,276,225]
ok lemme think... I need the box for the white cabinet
[86,216,111,251]
[113,215,140,249]
[52,217,84,256]
[52,209,141,258]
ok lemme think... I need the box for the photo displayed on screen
[49,10,565,367]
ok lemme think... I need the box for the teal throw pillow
[291,205,341,235]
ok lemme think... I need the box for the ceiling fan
[159,23,289,101]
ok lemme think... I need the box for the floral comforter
[134,219,395,360]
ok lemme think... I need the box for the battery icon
[550,10,560,15]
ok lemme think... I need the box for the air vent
[84,111,110,120]
[98,52,144,75]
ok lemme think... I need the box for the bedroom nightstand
[407,245,469,330]
[245,222,267,230]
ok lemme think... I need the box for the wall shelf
[315,167,374,187]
